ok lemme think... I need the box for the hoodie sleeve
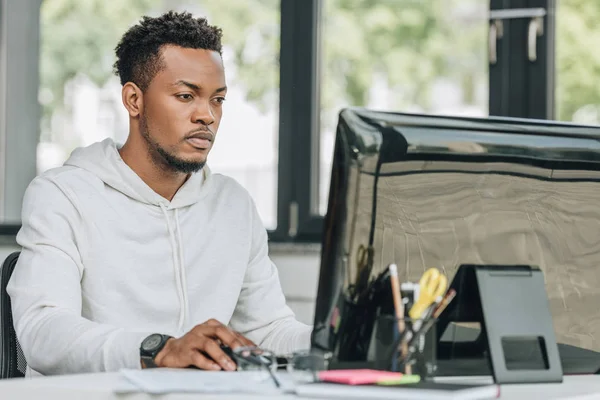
[228,200,313,355]
[7,176,151,375]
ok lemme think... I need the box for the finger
[215,326,246,350]
[190,350,222,371]
[204,324,245,349]
[233,333,256,358]
[193,322,230,340]
[235,331,256,347]
[191,320,222,341]
[202,338,237,371]
[192,323,245,350]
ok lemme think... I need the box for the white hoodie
[7,138,312,376]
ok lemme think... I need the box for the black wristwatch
[140,333,172,368]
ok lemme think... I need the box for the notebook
[295,381,500,400]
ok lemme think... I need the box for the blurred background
[0,0,597,323]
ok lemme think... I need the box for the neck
[119,134,189,201]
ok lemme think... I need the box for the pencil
[388,264,411,374]
[433,288,456,318]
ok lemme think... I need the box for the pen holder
[372,314,437,379]
[332,295,378,362]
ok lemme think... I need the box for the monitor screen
[312,107,600,362]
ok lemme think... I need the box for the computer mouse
[219,344,237,364]
[222,345,274,369]
[186,344,238,370]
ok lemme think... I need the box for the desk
[0,372,599,399]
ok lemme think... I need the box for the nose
[191,100,215,126]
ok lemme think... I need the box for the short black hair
[113,11,223,91]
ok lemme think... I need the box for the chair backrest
[0,251,26,378]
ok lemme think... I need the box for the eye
[176,93,194,101]
[213,97,226,105]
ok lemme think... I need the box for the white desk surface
[0,372,599,400]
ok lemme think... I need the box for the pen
[405,289,457,359]
[388,264,411,375]
[410,301,437,335]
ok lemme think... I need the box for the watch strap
[140,334,172,368]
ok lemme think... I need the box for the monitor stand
[435,323,600,377]
[436,264,563,384]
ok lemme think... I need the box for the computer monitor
[312,107,600,367]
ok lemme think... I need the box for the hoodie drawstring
[174,209,189,328]
[159,203,187,331]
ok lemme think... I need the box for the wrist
[152,338,173,367]
[140,333,172,369]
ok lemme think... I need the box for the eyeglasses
[232,346,281,388]
[284,350,331,384]
[232,347,331,389]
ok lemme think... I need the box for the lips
[186,137,211,149]
[186,131,213,150]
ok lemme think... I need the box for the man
[8,11,312,376]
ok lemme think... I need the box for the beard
[139,114,206,174]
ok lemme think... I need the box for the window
[309,1,489,219]
[1,0,570,241]
[488,0,555,119]
[318,0,489,215]
[555,0,600,124]
[281,0,556,242]
[0,0,40,224]
[38,0,280,229]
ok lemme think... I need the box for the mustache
[185,127,214,141]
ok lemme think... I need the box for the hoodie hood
[64,138,210,209]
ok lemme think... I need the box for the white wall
[269,244,321,325]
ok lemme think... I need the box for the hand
[152,319,255,371]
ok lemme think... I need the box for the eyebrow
[173,80,227,93]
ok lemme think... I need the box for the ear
[121,82,143,118]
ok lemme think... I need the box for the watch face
[142,334,163,352]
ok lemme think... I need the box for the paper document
[115,368,294,395]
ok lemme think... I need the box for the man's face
[140,45,227,173]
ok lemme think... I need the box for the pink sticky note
[318,369,404,385]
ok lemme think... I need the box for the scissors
[408,268,448,320]
[352,244,374,299]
